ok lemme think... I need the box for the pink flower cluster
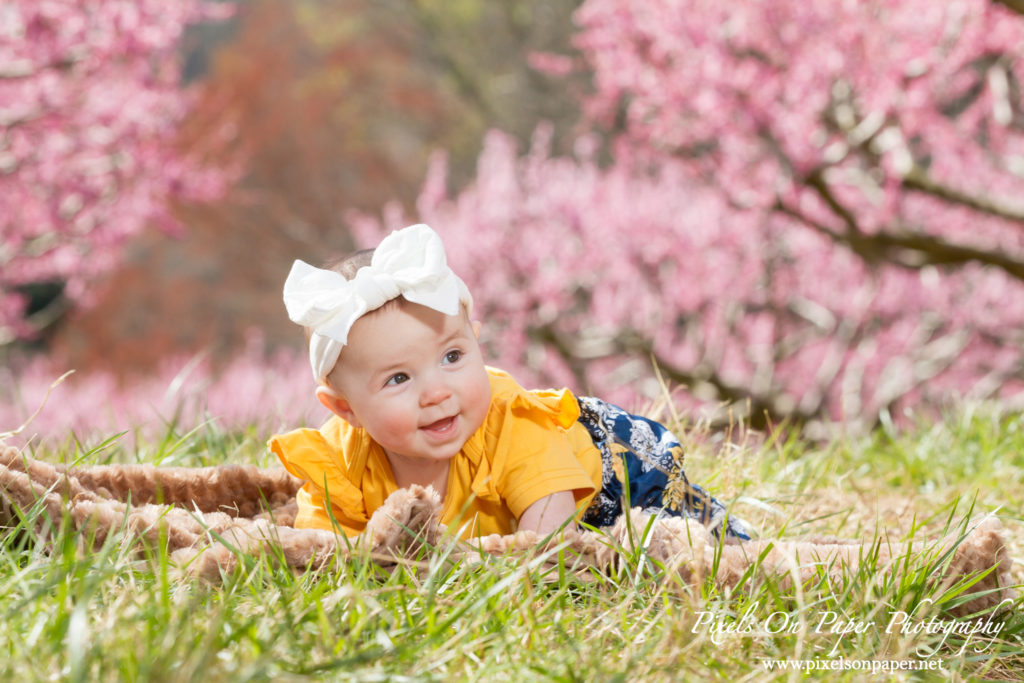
[352,0,1024,430]
[0,342,324,449]
[0,1,234,341]
[575,0,1024,239]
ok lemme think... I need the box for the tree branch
[614,331,819,428]
[527,324,589,391]
[0,109,44,129]
[804,167,863,234]
[776,199,1024,282]
[902,165,1024,225]
[532,323,818,428]
[994,0,1024,16]
[0,57,76,80]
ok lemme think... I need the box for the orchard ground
[1,376,1022,681]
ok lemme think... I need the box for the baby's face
[329,301,491,464]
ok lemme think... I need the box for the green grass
[2,405,1023,681]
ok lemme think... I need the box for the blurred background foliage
[5,0,1024,439]
[39,0,586,376]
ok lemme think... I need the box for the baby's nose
[420,378,453,406]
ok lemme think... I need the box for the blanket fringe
[0,445,1014,616]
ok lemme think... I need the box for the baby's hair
[325,249,374,280]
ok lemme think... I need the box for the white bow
[283,224,473,381]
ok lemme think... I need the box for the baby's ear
[472,320,482,338]
[316,385,361,428]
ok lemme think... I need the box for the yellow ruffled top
[268,367,601,538]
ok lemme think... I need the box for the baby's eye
[385,373,410,387]
[442,349,463,365]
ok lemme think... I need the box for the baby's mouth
[421,415,457,435]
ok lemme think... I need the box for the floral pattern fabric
[576,396,749,540]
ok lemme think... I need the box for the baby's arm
[517,490,577,536]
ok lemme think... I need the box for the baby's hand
[365,485,443,553]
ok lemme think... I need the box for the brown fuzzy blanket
[0,446,1014,616]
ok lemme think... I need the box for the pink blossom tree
[355,0,1024,432]
[0,1,233,346]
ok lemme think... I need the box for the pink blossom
[0,341,323,449]
[0,0,236,342]
[353,0,1024,430]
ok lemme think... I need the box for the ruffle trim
[465,369,581,503]
[268,428,369,524]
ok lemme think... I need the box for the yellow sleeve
[294,483,367,537]
[496,417,601,519]
[466,368,602,521]
[268,427,369,538]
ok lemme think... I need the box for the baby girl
[270,223,747,540]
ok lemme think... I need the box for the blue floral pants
[576,396,749,540]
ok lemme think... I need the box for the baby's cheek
[468,373,492,423]
[389,408,420,436]
[370,401,418,438]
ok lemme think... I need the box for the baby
[270,223,748,540]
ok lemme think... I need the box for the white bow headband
[283,224,473,382]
